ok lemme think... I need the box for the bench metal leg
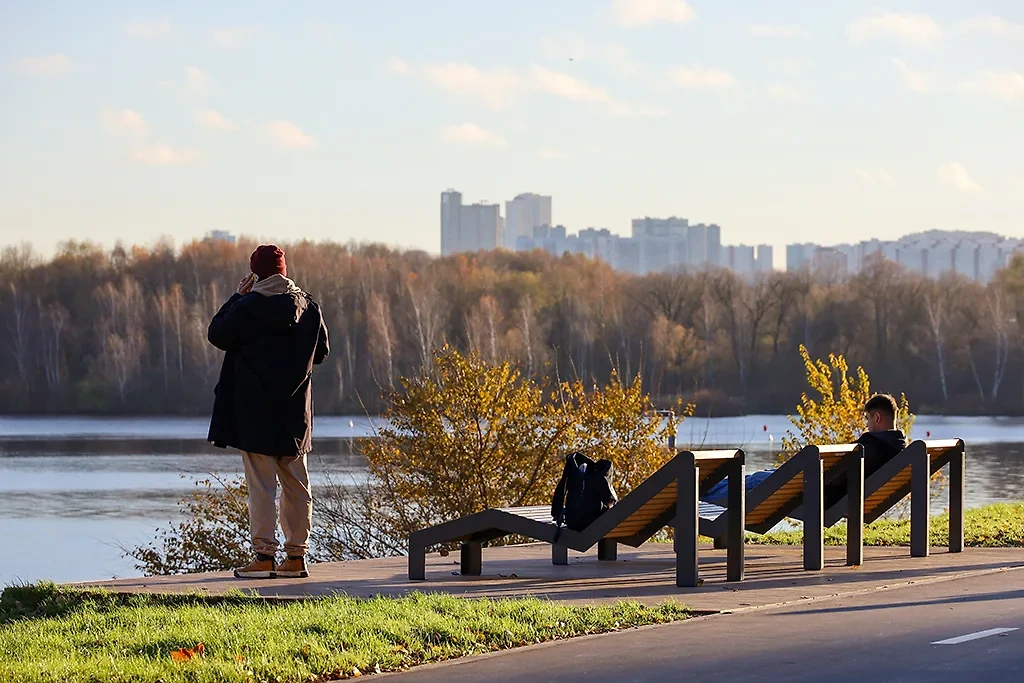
[846,450,864,567]
[460,542,482,575]
[598,539,617,561]
[911,449,931,558]
[803,456,824,571]
[676,453,700,587]
[712,535,728,550]
[727,456,745,581]
[409,539,426,580]
[552,543,568,565]
[949,445,965,553]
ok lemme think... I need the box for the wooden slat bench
[701,443,866,569]
[408,449,746,588]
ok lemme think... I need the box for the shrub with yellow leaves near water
[780,345,914,463]
[360,346,691,547]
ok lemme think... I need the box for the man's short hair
[864,393,898,419]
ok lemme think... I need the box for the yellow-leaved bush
[360,346,691,548]
[780,344,914,463]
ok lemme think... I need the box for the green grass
[0,583,690,683]
[749,502,1024,547]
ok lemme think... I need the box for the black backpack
[551,452,617,532]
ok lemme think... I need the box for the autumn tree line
[2,238,1023,417]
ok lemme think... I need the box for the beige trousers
[241,452,312,557]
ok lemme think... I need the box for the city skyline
[439,187,1022,280]
[2,2,1023,258]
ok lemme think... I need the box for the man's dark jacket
[824,429,908,507]
[207,288,329,458]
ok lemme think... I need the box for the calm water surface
[1,415,1022,584]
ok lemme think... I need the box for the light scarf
[251,274,302,297]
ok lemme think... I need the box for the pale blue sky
[1,0,1022,261]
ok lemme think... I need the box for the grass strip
[1,583,690,682]
[749,502,1024,547]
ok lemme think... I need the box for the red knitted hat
[250,244,287,279]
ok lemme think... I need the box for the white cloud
[133,144,200,165]
[10,53,72,76]
[848,12,942,47]
[959,71,1024,102]
[529,64,608,102]
[210,25,259,48]
[672,66,735,88]
[386,56,409,75]
[892,59,937,93]
[959,16,1024,39]
[855,168,895,188]
[195,110,237,131]
[439,123,506,147]
[266,120,316,149]
[404,58,664,115]
[184,66,211,97]
[937,163,982,193]
[611,0,695,27]
[538,146,570,160]
[747,25,807,38]
[101,108,149,136]
[777,57,811,72]
[607,100,670,118]
[764,84,803,102]
[419,62,522,110]
[124,18,172,39]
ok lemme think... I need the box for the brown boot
[276,555,309,578]
[233,556,276,579]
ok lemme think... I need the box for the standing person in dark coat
[207,244,330,579]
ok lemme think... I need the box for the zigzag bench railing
[701,443,866,570]
[816,438,966,558]
[408,449,746,588]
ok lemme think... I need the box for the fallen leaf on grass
[171,643,204,661]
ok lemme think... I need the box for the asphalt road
[388,567,1024,682]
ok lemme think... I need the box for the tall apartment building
[785,231,1023,282]
[786,243,814,272]
[687,223,723,269]
[206,230,236,244]
[440,189,462,255]
[504,193,552,249]
[755,245,773,274]
[812,247,850,275]
[440,190,503,255]
[514,215,762,277]
[723,245,756,277]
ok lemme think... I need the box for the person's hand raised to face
[238,273,255,295]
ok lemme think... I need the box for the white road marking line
[932,628,1019,645]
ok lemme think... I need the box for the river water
[1,415,1022,585]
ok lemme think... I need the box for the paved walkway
[77,544,1024,614]
[382,562,1024,682]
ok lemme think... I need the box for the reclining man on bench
[702,393,909,513]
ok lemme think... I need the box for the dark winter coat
[824,428,908,507]
[206,288,329,458]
